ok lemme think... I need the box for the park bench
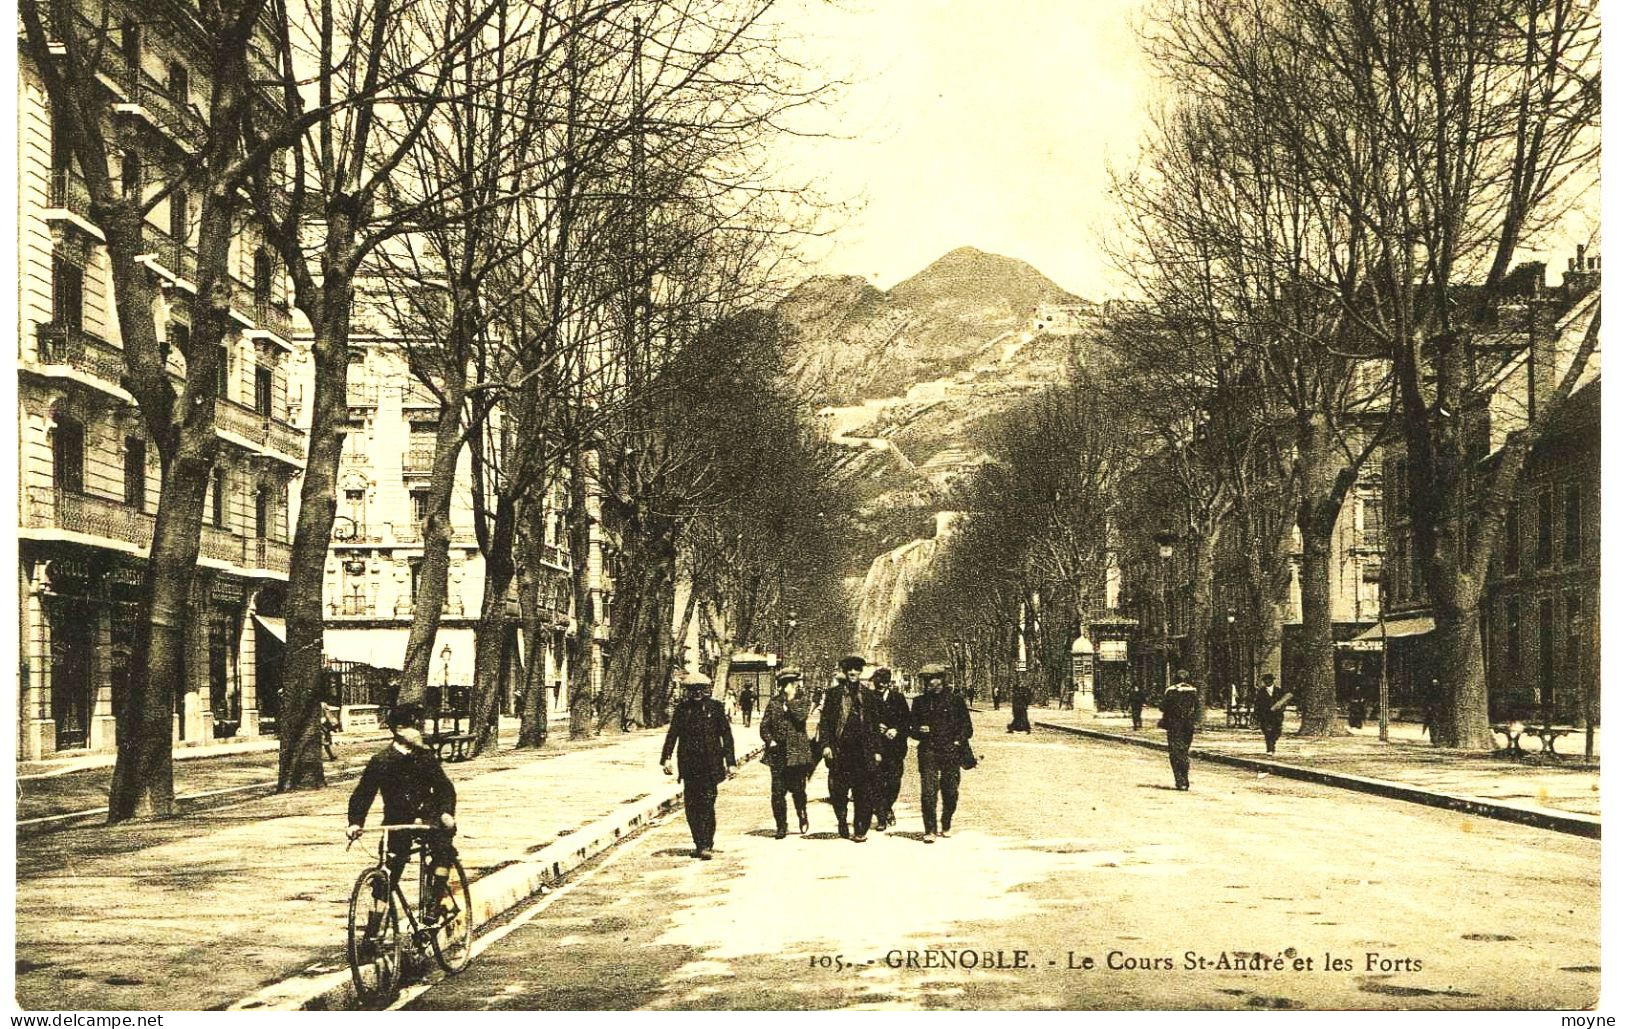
[1491,720,1577,756]
[425,685,474,762]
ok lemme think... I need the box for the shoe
[874,819,887,832]
[938,828,951,838]
[852,833,867,843]
[774,828,787,840]
[798,814,809,835]
[838,824,850,839]
[699,849,714,860]
[923,832,936,844]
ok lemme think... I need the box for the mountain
[780,247,1082,404]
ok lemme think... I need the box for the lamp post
[1153,531,1179,690]
[440,643,452,687]
[1225,609,1237,723]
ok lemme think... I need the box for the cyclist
[345,705,459,937]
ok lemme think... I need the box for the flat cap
[775,668,803,683]
[838,654,866,672]
[871,667,893,685]
[680,670,713,688]
[918,662,948,678]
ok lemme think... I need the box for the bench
[427,731,476,762]
[1492,722,1577,756]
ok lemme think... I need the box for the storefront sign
[1097,639,1129,663]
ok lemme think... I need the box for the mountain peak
[887,247,1079,311]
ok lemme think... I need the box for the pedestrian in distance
[759,668,815,839]
[345,704,460,934]
[1252,673,1293,754]
[911,663,973,842]
[662,671,736,860]
[1127,678,1146,730]
[740,683,757,728]
[1422,678,1441,744]
[1159,669,1200,790]
[1348,688,1367,730]
[817,654,885,841]
[871,667,911,831]
[1007,679,1032,733]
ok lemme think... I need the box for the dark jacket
[662,697,736,784]
[348,744,457,828]
[817,684,883,772]
[1161,683,1201,734]
[760,692,814,769]
[910,690,972,761]
[876,687,912,757]
[1253,685,1292,725]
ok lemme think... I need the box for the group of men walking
[1157,669,1296,790]
[660,654,975,859]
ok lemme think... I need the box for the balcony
[33,324,127,389]
[47,170,93,220]
[249,537,291,573]
[252,297,294,342]
[24,486,153,550]
[402,447,436,474]
[335,595,374,617]
[142,227,198,284]
[1352,526,1384,554]
[400,383,439,409]
[213,397,305,463]
[542,543,572,570]
[201,524,242,563]
[346,383,380,409]
[116,67,205,148]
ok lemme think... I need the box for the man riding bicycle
[346,705,459,931]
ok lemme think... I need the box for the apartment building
[297,335,583,720]
[17,2,303,757]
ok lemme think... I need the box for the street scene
[10,0,1605,1016]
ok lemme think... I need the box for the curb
[228,745,763,1012]
[1034,721,1601,840]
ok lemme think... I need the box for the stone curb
[1033,721,1601,840]
[228,744,763,1012]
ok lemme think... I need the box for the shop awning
[1353,615,1435,642]
[324,628,407,671]
[253,615,286,642]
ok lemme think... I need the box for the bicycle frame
[357,824,441,952]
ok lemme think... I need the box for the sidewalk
[1025,706,1600,833]
[14,725,732,1012]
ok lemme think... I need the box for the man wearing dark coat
[1252,673,1293,754]
[910,663,972,842]
[1126,678,1146,730]
[871,667,911,831]
[1007,680,1032,732]
[759,668,815,838]
[662,671,736,859]
[1160,668,1201,790]
[817,654,884,841]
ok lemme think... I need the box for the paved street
[406,712,1600,1011]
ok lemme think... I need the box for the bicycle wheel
[347,868,403,1005]
[428,858,474,973]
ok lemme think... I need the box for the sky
[769,0,1153,298]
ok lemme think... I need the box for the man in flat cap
[760,668,815,838]
[818,655,884,841]
[871,667,911,831]
[910,663,973,842]
[662,671,735,858]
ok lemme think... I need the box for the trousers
[878,748,907,820]
[827,761,878,835]
[769,764,810,830]
[683,780,719,850]
[1261,717,1283,753]
[918,750,961,833]
[1166,727,1194,788]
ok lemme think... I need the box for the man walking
[818,654,884,841]
[1007,679,1032,733]
[760,668,815,838]
[739,682,757,727]
[1127,678,1146,730]
[872,667,911,831]
[662,671,736,859]
[1252,673,1293,755]
[911,663,972,842]
[1160,668,1200,790]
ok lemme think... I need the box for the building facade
[18,5,302,757]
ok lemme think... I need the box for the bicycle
[346,823,474,1004]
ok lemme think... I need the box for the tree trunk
[1187,524,1218,718]
[567,442,597,738]
[1295,522,1341,735]
[468,496,517,757]
[515,522,550,749]
[398,388,468,706]
[1434,597,1493,750]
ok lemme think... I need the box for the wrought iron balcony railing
[47,169,93,219]
[25,486,153,549]
[34,323,126,385]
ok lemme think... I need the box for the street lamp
[440,643,452,687]
[1152,531,1180,689]
[1225,609,1237,722]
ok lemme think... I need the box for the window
[409,558,423,603]
[121,19,140,74]
[254,486,270,539]
[121,149,141,198]
[410,489,430,527]
[212,467,227,528]
[1536,490,1554,569]
[253,249,272,303]
[1563,482,1583,564]
[214,343,230,400]
[1538,598,1555,711]
[165,322,189,367]
[1503,504,1520,574]
[52,257,83,331]
[167,61,188,106]
[344,488,367,537]
[169,189,189,242]
[53,418,85,493]
[124,437,146,510]
[254,365,273,416]
[1504,598,1520,679]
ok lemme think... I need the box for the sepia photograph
[7,0,1606,1014]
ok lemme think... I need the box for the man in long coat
[760,668,815,838]
[662,671,736,859]
[1252,673,1293,754]
[910,662,972,842]
[871,667,911,831]
[817,654,884,841]
[1160,668,1201,790]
